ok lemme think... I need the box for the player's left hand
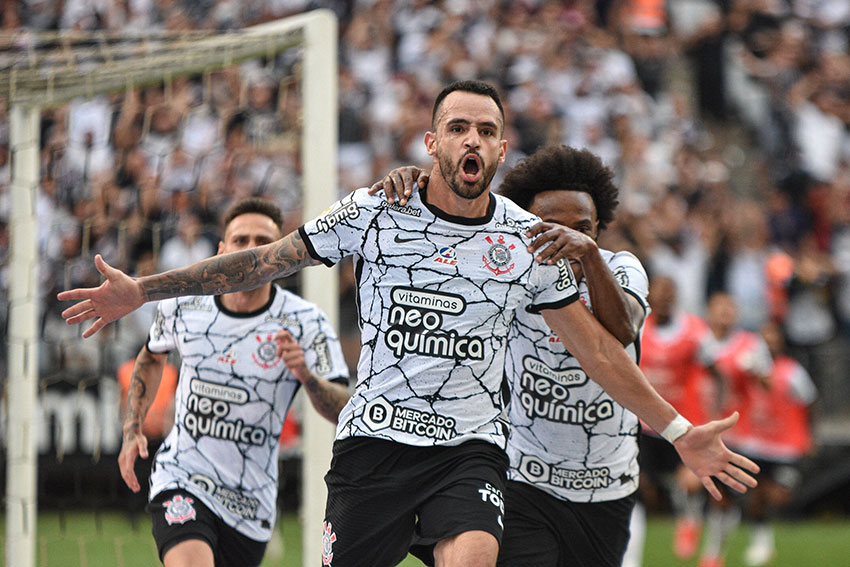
[369,166,428,205]
[275,330,310,383]
[118,428,149,493]
[673,412,760,500]
[526,221,596,265]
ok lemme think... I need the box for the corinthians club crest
[322,520,337,565]
[483,235,516,275]
[252,333,282,369]
[164,494,197,525]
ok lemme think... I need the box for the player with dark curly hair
[374,145,651,566]
[496,145,649,567]
[498,144,619,230]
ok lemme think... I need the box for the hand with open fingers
[368,166,429,205]
[673,412,760,501]
[275,329,310,384]
[118,431,149,493]
[56,254,145,338]
[526,221,596,265]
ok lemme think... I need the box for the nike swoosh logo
[394,235,420,243]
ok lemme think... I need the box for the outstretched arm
[118,345,167,493]
[58,230,320,338]
[542,302,759,500]
[275,330,350,423]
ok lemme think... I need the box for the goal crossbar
[1,28,303,107]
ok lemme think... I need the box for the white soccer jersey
[299,188,579,449]
[147,285,349,541]
[505,250,649,502]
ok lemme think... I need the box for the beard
[436,148,498,200]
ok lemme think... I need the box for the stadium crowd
[2,0,850,488]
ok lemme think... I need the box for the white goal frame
[4,11,338,567]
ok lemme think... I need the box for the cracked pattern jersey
[147,285,349,541]
[299,188,579,449]
[505,250,649,502]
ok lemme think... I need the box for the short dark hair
[431,80,505,131]
[498,145,619,230]
[221,197,284,234]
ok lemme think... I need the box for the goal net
[2,10,338,567]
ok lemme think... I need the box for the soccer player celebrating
[118,198,350,567]
[61,81,758,567]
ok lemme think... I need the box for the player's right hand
[368,166,428,205]
[118,430,149,493]
[57,254,145,338]
[673,412,760,500]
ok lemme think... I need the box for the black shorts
[497,480,635,567]
[638,432,681,485]
[322,437,509,567]
[149,489,266,567]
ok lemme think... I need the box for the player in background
[60,80,758,567]
[697,292,773,567]
[496,146,648,567]
[117,197,350,567]
[734,320,816,566]
[625,275,717,565]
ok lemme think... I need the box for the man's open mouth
[460,154,481,182]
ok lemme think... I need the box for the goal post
[3,11,338,567]
[6,102,41,567]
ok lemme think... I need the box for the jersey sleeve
[297,188,372,267]
[298,305,351,384]
[146,299,178,354]
[609,250,650,314]
[525,258,580,313]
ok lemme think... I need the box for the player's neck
[424,174,492,219]
[220,285,272,313]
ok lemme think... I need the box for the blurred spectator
[722,201,774,331]
[157,210,215,272]
[633,192,712,316]
[242,68,283,144]
[782,233,847,420]
[669,0,728,123]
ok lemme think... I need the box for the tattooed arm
[118,345,168,493]
[275,330,350,423]
[58,230,320,338]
